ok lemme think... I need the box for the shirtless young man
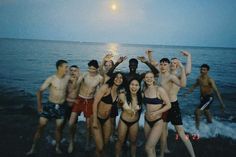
[187,64,225,130]
[26,60,69,155]
[64,65,80,122]
[68,60,103,153]
[158,58,195,157]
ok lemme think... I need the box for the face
[159,62,170,73]
[59,63,69,75]
[171,59,179,70]
[144,72,155,86]
[88,66,97,74]
[129,80,140,94]
[129,62,138,72]
[104,61,113,71]
[70,67,79,77]
[200,67,208,75]
[113,73,123,86]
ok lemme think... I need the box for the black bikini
[143,96,163,105]
[120,115,140,129]
[144,93,163,128]
[98,90,118,126]
[145,117,162,128]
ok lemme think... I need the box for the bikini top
[143,95,163,105]
[101,91,118,105]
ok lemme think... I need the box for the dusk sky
[0,0,235,48]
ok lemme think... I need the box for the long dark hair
[126,77,142,107]
[106,72,126,91]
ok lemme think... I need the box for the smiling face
[113,73,123,86]
[88,66,98,75]
[129,79,140,94]
[144,72,155,86]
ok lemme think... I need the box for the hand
[117,56,127,63]
[93,120,98,129]
[145,49,153,55]
[137,56,147,63]
[37,105,43,113]
[181,51,190,57]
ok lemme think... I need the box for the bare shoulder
[156,86,166,94]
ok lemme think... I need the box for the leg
[160,122,168,157]
[204,109,212,123]
[92,117,104,157]
[145,120,163,157]
[55,118,64,154]
[129,123,139,157]
[174,125,195,157]
[144,121,151,139]
[115,120,128,157]
[68,112,78,153]
[194,108,201,130]
[26,117,48,155]
[85,117,93,150]
[102,118,112,145]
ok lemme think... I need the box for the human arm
[107,56,127,77]
[170,61,186,87]
[210,78,225,111]
[137,56,159,78]
[181,51,192,75]
[36,76,52,113]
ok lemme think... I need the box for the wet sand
[0,88,236,157]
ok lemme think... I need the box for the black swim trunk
[164,100,183,125]
[40,101,66,120]
[64,103,72,120]
[198,95,214,110]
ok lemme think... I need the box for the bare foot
[56,147,62,154]
[164,148,171,153]
[68,142,74,153]
[26,149,35,156]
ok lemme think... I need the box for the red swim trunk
[72,95,94,118]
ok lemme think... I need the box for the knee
[145,144,154,153]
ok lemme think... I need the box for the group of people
[26,50,225,157]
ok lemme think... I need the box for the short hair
[171,57,178,60]
[200,64,210,70]
[88,60,99,69]
[70,65,79,69]
[160,58,170,64]
[56,60,68,69]
[129,58,138,65]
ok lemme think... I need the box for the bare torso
[78,72,103,98]
[41,75,70,104]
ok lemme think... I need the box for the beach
[0,87,236,157]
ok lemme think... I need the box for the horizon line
[1,37,235,49]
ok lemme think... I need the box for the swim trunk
[72,95,94,118]
[40,101,65,120]
[64,103,72,120]
[163,100,183,125]
[198,95,214,110]
[110,105,118,118]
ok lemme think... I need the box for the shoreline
[0,88,236,157]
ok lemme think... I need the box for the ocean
[0,38,236,139]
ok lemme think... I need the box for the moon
[111,4,117,11]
